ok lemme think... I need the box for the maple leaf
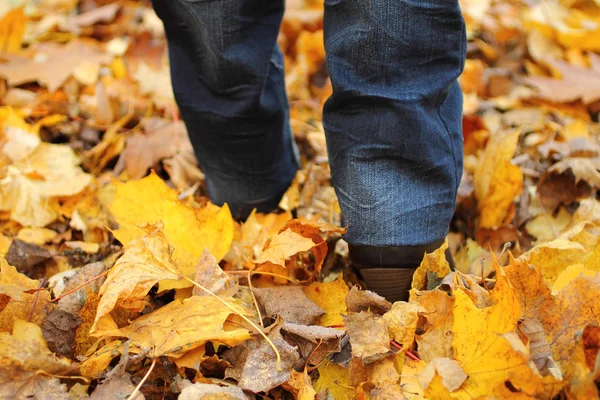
[524,55,600,104]
[411,239,451,290]
[108,172,234,290]
[90,224,180,335]
[0,40,113,92]
[254,228,316,266]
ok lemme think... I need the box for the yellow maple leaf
[314,361,354,400]
[101,296,251,358]
[254,228,316,266]
[475,128,523,229]
[411,240,451,290]
[444,265,557,399]
[108,172,234,289]
[304,275,348,327]
[90,224,181,335]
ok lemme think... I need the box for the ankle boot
[349,240,448,303]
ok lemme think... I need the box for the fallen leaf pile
[1,0,600,398]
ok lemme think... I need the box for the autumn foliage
[1,0,600,399]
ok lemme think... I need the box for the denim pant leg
[151,0,298,218]
[323,0,466,256]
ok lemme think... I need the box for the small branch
[126,358,156,400]
[390,340,420,361]
[50,271,109,303]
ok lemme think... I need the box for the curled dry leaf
[178,381,249,400]
[411,240,451,291]
[345,286,392,315]
[419,357,467,394]
[342,311,390,363]
[192,249,238,297]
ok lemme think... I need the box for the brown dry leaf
[411,240,451,290]
[133,62,175,109]
[224,323,300,393]
[343,311,390,363]
[0,40,113,92]
[253,286,324,325]
[345,286,392,315]
[90,224,180,335]
[475,128,523,228]
[109,172,234,290]
[192,249,238,297]
[281,322,344,365]
[524,55,600,104]
[304,275,349,327]
[120,118,182,180]
[0,374,69,400]
[548,157,600,188]
[71,2,120,27]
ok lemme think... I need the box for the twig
[126,358,156,400]
[50,271,108,303]
[228,270,298,284]
[28,278,46,322]
[390,340,420,361]
[247,269,264,328]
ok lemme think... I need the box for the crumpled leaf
[253,286,324,325]
[345,286,392,315]
[382,302,424,349]
[109,172,234,290]
[90,224,180,335]
[281,322,345,365]
[474,128,523,229]
[89,346,144,400]
[343,311,390,363]
[285,370,317,400]
[224,323,301,393]
[411,289,455,362]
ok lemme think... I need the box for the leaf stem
[126,358,156,400]
[50,271,109,303]
[181,275,282,371]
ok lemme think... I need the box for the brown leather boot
[349,240,450,303]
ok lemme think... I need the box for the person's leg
[151,0,298,218]
[323,0,466,301]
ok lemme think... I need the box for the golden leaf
[254,228,316,266]
[382,302,424,349]
[0,6,26,54]
[411,240,451,290]
[314,361,354,400]
[475,128,523,229]
[109,172,234,290]
[304,275,349,327]
[90,224,180,335]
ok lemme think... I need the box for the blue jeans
[152,0,466,254]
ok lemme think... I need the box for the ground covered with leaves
[1,0,600,399]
